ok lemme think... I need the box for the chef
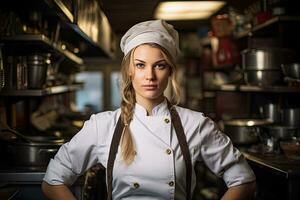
[42,19,256,200]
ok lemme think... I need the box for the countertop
[242,151,300,179]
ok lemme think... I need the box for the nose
[145,66,155,80]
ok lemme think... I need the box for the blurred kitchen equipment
[280,137,300,160]
[211,14,240,66]
[223,118,273,145]
[242,48,295,70]
[46,54,64,86]
[272,6,286,16]
[260,125,296,140]
[16,56,28,89]
[25,11,42,34]
[2,56,28,89]
[259,103,281,123]
[0,120,31,143]
[259,125,296,154]
[244,70,282,86]
[27,54,48,89]
[0,45,4,90]
[281,63,300,80]
[282,108,300,128]
[5,135,65,166]
[31,109,58,131]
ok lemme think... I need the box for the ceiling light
[155,1,226,20]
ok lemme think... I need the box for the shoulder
[91,108,121,122]
[173,105,217,132]
[173,105,205,122]
[89,108,121,128]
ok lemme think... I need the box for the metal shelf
[0,83,83,97]
[0,34,83,65]
[205,84,300,93]
[50,0,74,22]
[65,24,115,58]
[235,16,300,39]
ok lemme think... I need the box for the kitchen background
[1,0,300,199]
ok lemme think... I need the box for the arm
[221,181,256,200]
[197,117,256,199]
[41,114,102,199]
[41,181,76,200]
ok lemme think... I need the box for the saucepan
[5,135,65,166]
[0,120,65,166]
[223,118,273,145]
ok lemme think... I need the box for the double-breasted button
[166,148,172,155]
[164,118,170,124]
[133,182,140,188]
[168,181,174,187]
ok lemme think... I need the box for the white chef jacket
[43,100,255,200]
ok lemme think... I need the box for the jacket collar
[134,98,170,117]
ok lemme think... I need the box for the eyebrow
[134,59,166,64]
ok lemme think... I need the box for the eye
[154,63,168,70]
[135,63,145,69]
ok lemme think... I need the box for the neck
[136,96,165,116]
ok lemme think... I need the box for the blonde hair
[120,43,181,164]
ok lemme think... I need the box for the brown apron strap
[167,101,192,200]
[106,102,192,200]
[106,116,124,200]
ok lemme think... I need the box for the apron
[106,101,192,200]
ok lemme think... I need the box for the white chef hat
[120,19,180,60]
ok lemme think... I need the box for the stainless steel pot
[242,48,295,70]
[5,136,64,166]
[244,70,282,86]
[259,103,281,123]
[223,119,273,145]
[281,63,300,79]
[282,108,300,128]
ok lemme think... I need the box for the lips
[142,84,157,90]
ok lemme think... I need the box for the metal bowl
[281,63,300,79]
[244,70,283,86]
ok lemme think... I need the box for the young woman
[42,20,256,200]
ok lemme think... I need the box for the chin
[144,93,164,101]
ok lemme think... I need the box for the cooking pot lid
[224,118,273,126]
[27,135,64,142]
[12,135,65,145]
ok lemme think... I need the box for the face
[130,44,171,106]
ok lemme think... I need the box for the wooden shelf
[0,83,83,97]
[0,34,83,65]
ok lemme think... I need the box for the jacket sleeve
[198,116,256,187]
[43,114,100,185]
